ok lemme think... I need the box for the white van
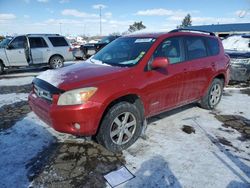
[0,34,74,74]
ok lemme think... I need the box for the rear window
[48,37,68,47]
[186,37,207,60]
[206,38,220,56]
[29,37,48,48]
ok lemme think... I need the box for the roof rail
[169,28,215,36]
[26,34,60,36]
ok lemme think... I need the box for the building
[186,23,250,38]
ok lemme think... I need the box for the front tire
[96,102,143,153]
[49,56,64,69]
[0,62,4,75]
[200,78,223,110]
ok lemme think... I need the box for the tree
[177,14,192,28]
[128,21,146,33]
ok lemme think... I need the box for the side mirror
[151,57,169,69]
[248,43,250,48]
[6,44,13,50]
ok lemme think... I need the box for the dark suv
[223,34,250,81]
[29,29,230,152]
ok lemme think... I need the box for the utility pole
[59,23,62,35]
[99,6,102,36]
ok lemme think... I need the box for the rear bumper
[28,92,103,136]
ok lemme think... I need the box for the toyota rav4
[29,29,230,152]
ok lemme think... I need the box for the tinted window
[154,37,184,64]
[186,37,207,60]
[29,37,48,48]
[206,38,220,56]
[48,37,68,47]
[10,36,26,49]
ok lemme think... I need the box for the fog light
[74,123,81,130]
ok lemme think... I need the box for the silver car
[0,34,74,74]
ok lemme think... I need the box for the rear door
[144,37,186,115]
[181,36,212,102]
[29,37,50,64]
[5,36,29,66]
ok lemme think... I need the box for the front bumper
[230,64,250,81]
[28,92,103,136]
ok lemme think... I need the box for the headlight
[230,58,250,64]
[57,87,97,106]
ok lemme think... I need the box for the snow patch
[0,93,28,107]
[0,76,34,86]
[222,35,250,52]
[0,113,55,188]
[36,69,66,87]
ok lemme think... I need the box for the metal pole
[59,23,62,35]
[99,6,101,36]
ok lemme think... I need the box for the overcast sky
[0,0,250,36]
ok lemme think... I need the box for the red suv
[29,29,230,152]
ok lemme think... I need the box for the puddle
[182,125,195,134]
[0,101,31,131]
[30,141,125,188]
[0,84,32,94]
[215,115,250,141]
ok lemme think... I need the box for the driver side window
[9,36,26,49]
[153,37,184,64]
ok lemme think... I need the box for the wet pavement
[29,141,125,188]
[0,84,32,94]
[0,101,30,131]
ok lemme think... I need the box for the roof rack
[26,34,60,36]
[169,28,215,36]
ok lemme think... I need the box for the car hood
[36,61,129,91]
[225,50,250,58]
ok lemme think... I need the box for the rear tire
[49,56,64,69]
[0,62,4,75]
[96,101,143,153]
[200,78,223,110]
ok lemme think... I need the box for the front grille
[34,85,53,101]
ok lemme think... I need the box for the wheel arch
[48,54,64,64]
[94,93,145,136]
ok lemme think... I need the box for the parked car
[29,29,230,152]
[73,35,120,59]
[0,37,13,48]
[223,34,250,81]
[0,34,74,74]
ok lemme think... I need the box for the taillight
[69,47,73,52]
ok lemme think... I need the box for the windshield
[222,35,250,52]
[92,37,156,67]
[0,38,12,48]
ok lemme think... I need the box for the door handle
[211,62,215,67]
[46,49,51,52]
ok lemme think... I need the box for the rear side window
[29,37,48,48]
[186,37,207,60]
[48,37,68,47]
[206,38,220,56]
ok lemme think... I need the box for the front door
[143,37,186,116]
[5,36,29,66]
[29,37,50,64]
